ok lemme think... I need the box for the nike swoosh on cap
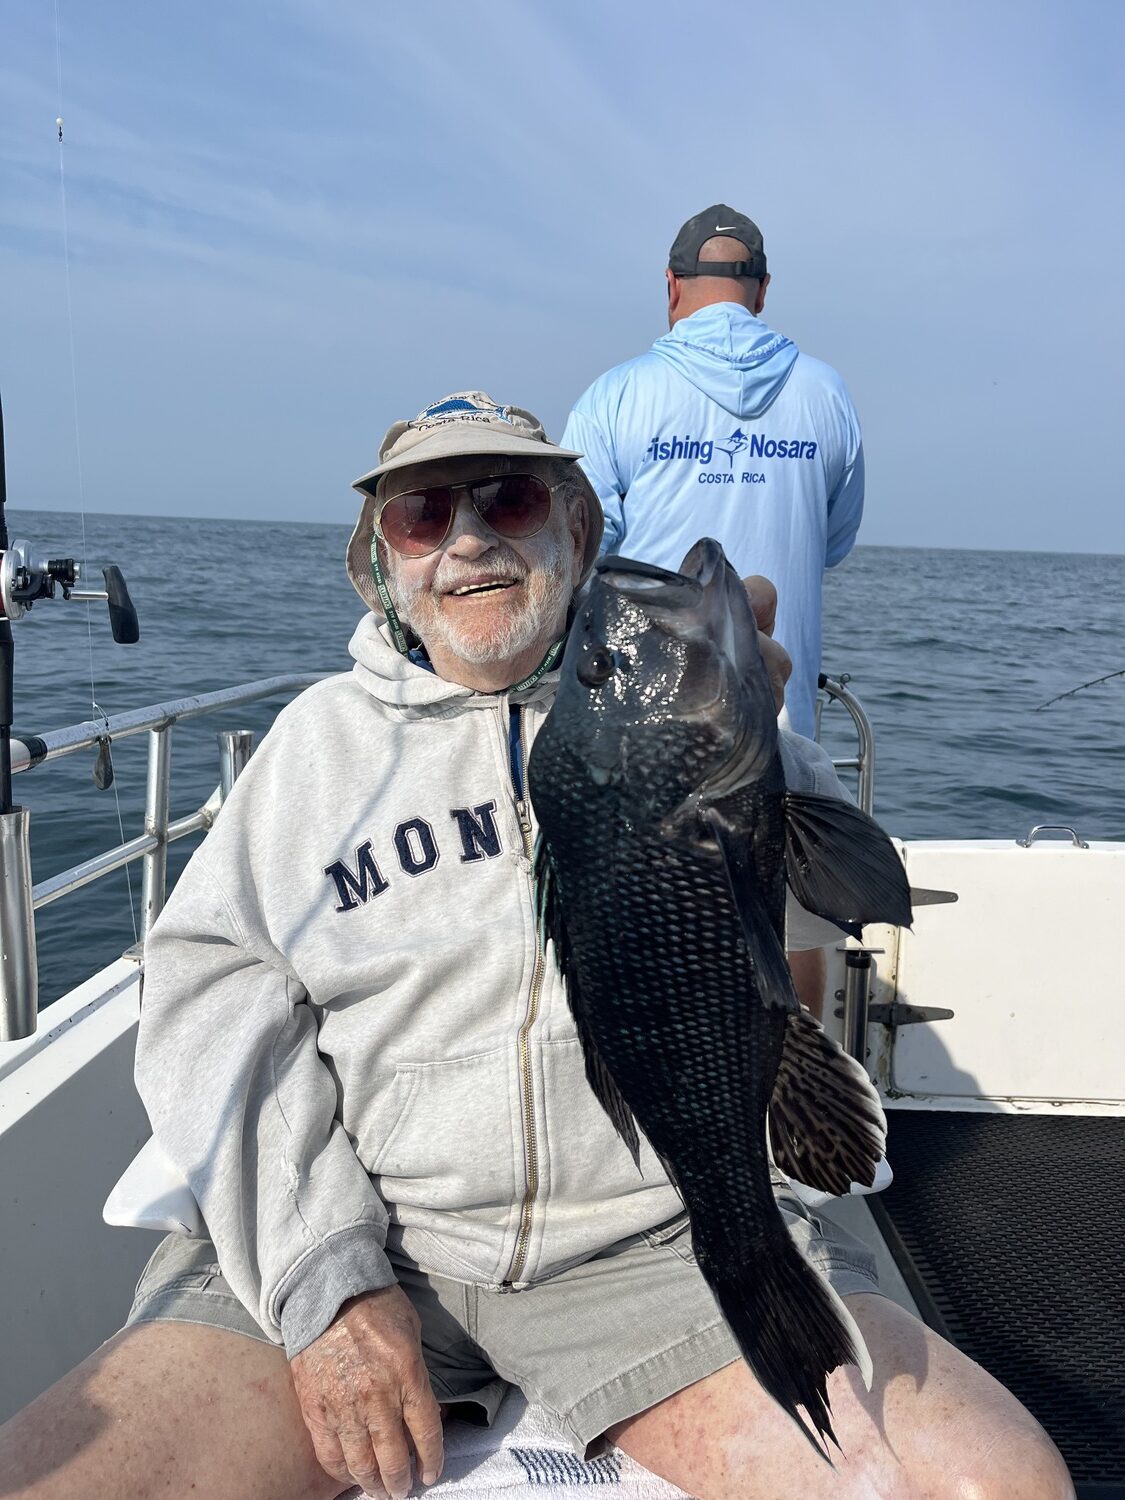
[714,224,738,231]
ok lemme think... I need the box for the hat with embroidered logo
[668,204,767,281]
[347,391,604,626]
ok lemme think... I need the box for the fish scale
[537,760,785,1230]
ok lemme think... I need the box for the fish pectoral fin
[769,1008,886,1196]
[581,1039,642,1171]
[533,834,570,972]
[783,791,913,935]
[703,808,798,1013]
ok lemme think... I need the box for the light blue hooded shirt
[563,303,864,738]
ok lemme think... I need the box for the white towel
[339,1388,690,1498]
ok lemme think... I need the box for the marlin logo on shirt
[715,429,749,467]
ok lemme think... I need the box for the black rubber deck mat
[869,1110,1125,1498]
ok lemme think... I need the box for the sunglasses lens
[378,475,554,556]
[473,475,552,538]
[378,488,454,556]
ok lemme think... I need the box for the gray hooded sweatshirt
[136,611,846,1358]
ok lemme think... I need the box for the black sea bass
[527,539,913,1457]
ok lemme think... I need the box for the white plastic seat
[102,1135,205,1236]
[785,1154,894,1211]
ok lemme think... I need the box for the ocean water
[7,509,1125,1007]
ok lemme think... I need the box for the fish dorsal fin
[783,791,913,938]
[702,808,799,1014]
[533,838,642,1170]
[769,1008,887,1195]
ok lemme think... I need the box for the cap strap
[678,260,764,280]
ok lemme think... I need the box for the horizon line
[5,503,1124,562]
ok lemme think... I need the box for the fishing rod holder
[0,807,37,1041]
[0,540,139,644]
[835,945,883,1065]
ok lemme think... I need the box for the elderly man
[0,393,1069,1500]
[563,204,864,744]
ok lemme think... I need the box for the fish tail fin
[698,1229,872,1462]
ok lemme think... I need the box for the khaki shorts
[127,1195,880,1454]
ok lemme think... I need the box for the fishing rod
[1036,668,1125,712]
[0,391,140,1040]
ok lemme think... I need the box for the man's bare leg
[608,1293,1073,1500]
[788,945,827,1020]
[0,1322,341,1500]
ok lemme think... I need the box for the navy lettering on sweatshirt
[325,804,505,911]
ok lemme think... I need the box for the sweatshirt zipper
[502,702,544,1287]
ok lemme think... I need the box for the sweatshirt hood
[347,612,559,712]
[651,303,798,420]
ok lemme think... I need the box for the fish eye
[577,644,618,687]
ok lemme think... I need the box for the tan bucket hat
[346,391,604,619]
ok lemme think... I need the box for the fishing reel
[0,539,139,643]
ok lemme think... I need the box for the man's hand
[290,1284,443,1499]
[743,574,791,715]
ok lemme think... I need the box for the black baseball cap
[668,204,767,281]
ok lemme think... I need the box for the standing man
[563,203,864,741]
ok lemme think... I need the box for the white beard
[387,532,573,669]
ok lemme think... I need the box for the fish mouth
[595,555,702,611]
[595,540,729,614]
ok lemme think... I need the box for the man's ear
[568,495,589,584]
[561,492,585,585]
[666,268,682,321]
[754,273,771,316]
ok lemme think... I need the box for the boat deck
[871,1110,1125,1499]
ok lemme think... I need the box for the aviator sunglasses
[375,474,559,558]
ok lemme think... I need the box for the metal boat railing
[0,671,876,1043]
[0,674,325,1040]
[819,675,878,1066]
[819,674,875,814]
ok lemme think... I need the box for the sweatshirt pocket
[364,1046,519,1211]
[362,1069,422,1176]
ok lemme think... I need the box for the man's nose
[445,494,499,556]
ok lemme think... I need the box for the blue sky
[2,0,1122,551]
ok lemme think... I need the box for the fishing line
[53,1,139,943]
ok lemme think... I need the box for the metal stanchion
[218,730,254,802]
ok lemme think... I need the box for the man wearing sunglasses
[2,394,1068,1500]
